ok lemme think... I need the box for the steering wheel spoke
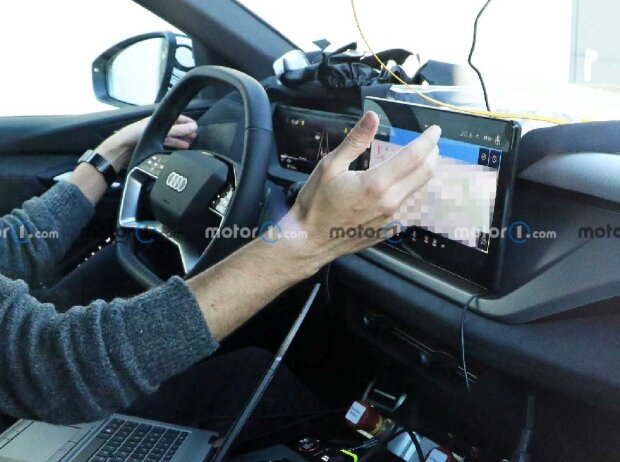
[116,66,272,288]
[120,219,203,275]
[119,156,227,277]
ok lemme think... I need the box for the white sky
[242,0,620,120]
[0,0,177,116]
[241,0,574,83]
[1,0,618,120]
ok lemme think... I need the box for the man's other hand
[97,115,199,173]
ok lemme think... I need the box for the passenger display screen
[361,97,520,288]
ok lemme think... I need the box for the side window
[0,0,180,116]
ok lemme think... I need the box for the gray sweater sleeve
[0,181,95,284]
[0,274,219,425]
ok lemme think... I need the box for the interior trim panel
[520,151,620,202]
[333,254,620,413]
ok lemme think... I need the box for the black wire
[407,430,425,462]
[358,428,405,462]
[468,0,493,111]
[346,437,383,453]
[236,410,341,445]
[511,393,536,460]
[199,407,346,423]
[358,429,427,462]
[324,262,332,304]
[460,291,487,391]
[358,442,383,462]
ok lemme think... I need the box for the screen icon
[478,148,490,166]
[489,150,502,169]
[477,232,490,252]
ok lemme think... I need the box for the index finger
[174,114,195,125]
[168,120,198,138]
[370,125,441,183]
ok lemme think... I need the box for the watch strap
[78,150,117,186]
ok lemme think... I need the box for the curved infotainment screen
[362,97,521,289]
[274,105,358,173]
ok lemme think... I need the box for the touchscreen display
[361,97,520,288]
[370,126,501,252]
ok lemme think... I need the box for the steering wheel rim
[116,66,273,288]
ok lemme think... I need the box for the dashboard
[200,89,620,413]
[270,101,620,322]
[275,99,522,289]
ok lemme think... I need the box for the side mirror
[92,31,195,107]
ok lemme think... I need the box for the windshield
[239,0,620,121]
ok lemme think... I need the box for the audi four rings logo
[166,172,188,192]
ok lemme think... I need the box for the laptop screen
[210,283,321,462]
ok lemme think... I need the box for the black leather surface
[131,66,272,170]
[121,66,273,284]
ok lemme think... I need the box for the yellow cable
[350,0,571,125]
[340,449,359,461]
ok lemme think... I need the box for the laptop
[0,283,321,462]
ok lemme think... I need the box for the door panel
[0,104,209,283]
[0,154,76,214]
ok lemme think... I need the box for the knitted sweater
[0,182,218,424]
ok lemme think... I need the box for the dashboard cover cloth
[280,43,415,89]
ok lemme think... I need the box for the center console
[229,386,491,462]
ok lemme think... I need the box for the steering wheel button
[150,151,229,235]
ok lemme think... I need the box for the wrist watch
[78,150,117,186]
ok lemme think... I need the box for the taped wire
[460,292,486,391]
[468,0,493,111]
[350,0,571,125]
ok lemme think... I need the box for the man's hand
[188,111,440,341]
[97,115,199,173]
[69,115,198,205]
[282,111,440,265]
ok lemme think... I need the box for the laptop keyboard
[72,418,189,462]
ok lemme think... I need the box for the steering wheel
[116,66,272,288]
